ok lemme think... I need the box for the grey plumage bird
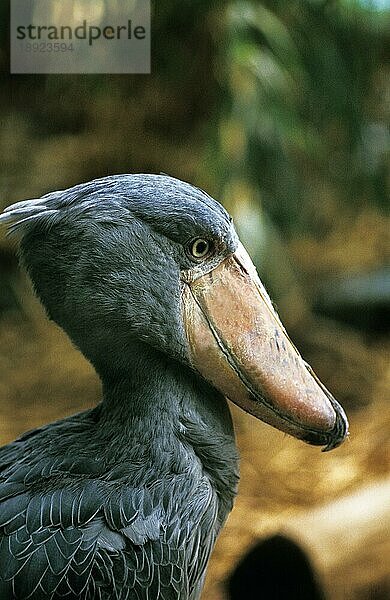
[0,175,348,599]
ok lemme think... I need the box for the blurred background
[0,1,389,598]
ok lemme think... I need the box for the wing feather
[0,437,221,600]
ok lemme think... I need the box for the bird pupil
[196,241,207,255]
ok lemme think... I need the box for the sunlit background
[0,1,389,598]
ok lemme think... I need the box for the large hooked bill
[182,242,349,451]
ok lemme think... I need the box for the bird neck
[97,342,239,510]
[98,342,234,437]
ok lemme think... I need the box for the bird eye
[189,238,213,260]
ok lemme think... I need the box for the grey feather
[0,174,239,599]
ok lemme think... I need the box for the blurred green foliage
[207,0,389,235]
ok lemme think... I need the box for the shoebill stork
[0,175,348,599]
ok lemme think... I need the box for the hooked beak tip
[322,406,349,452]
[300,399,349,451]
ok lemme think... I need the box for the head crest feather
[0,194,60,235]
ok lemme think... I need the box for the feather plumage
[0,175,239,599]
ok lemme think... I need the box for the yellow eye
[189,238,212,260]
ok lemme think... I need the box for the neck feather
[97,342,239,513]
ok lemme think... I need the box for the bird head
[0,174,348,450]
